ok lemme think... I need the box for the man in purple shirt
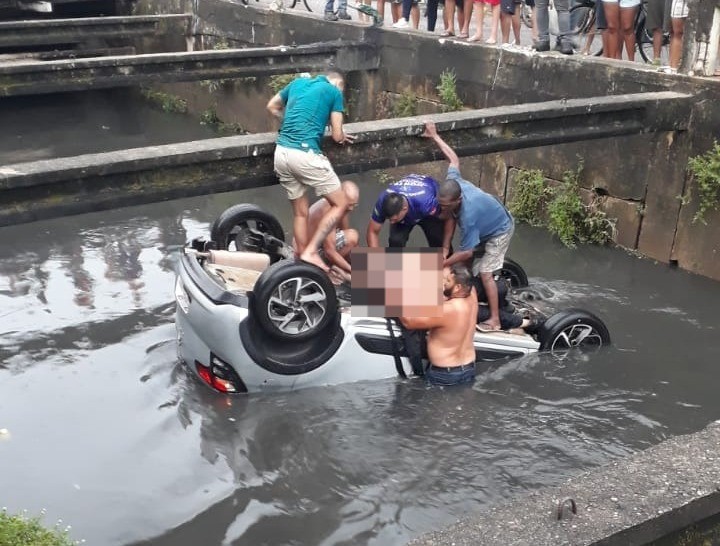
[365,174,455,258]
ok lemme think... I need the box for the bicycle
[569,0,670,63]
[520,0,534,29]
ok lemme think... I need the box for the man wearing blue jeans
[534,0,573,54]
[324,0,351,20]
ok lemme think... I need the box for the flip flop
[458,32,469,39]
[440,30,455,37]
[467,35,482,42]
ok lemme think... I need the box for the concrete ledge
[0,40,379,96]
[0,91,691,227]
[407,420,720,546]
[0,14,192,49]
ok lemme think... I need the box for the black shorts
[501,0,521,15]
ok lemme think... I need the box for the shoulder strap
[385,318,407,379]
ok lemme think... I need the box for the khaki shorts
[471,224,514,275]
[274,145,341,201]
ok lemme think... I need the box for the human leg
[460,0,473,36]
[602,0,621,58]
[444,0,457,34]
[426,0,440,30]
[487,1,501,42]
[471,227,514,331]
[554,0,573,53]
[669,0,688,69]
[468,0,485,40]
[619,2,639,60]
[338,228,359,258]
[533,0,550,48]
[301,186,348,271]
[388,222,413,247]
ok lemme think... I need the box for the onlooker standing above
[266,71,355,273]
[366,174,454,256]
[324,0,351,20]
[669,0,688,70]
[500,0,522,44]
[392,0,421,28]
[645,0,671,64]
[602,0,640,60]
[422,121,515,332]
[533,0,573,54]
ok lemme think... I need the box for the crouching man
[399,264,478,386]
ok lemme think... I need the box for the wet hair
[450,263,473,290]
[381,193,405,219]
[438,179,461,201]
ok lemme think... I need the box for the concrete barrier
[407,420,720,546]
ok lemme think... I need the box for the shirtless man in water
[399,263,478,386]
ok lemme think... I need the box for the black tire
[496,257,529,288]
[211,204,285,252]
[252,260,338,342]
[538,308,611,351]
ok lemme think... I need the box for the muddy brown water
[1,181,719,546]
[1,93,720,546]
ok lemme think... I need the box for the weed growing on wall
[199,107,245,134]
[393,91,418,117]
[268,73,313,94]
[0,508,77,546]
[508,165,616,248]
[436,69,463,112]
[507,169,549,226]
[687,140,720,225]
[140,88,187,114]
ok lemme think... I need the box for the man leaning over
[399,264,478,387]
[266,70,355,273]
[422,121,515,332]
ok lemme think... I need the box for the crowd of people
[318,0,694,66]
[266,70,543,388]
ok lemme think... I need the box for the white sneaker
[392,18,410,28]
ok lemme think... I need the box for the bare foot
[478,320,501,331]
[299,251,330,273]
[330,265,351,283]
[485,38,497,44]
[468,34,483,42]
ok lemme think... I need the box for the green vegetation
[140,88,187,114]
[199,107,245,135]
[0,509,77,546]
[508,165,616,248]
[686,140,720,225]
[268,73,305,94]
[436,69,463,113]
[392,91,418,117]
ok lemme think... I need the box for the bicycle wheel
[636,24,670,64]
[520,0,533,29]
[569,3,603,56]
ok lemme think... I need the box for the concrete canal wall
[127,0,720,281]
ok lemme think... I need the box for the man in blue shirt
[266,71,355,273]
[422,121,515,331]
[366,174,454,256]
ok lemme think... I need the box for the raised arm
[421,121,460,169]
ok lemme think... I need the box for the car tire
[252,260,338,342]
[538,308,611,352]
[211,204,285,252]
[497,257,529,288]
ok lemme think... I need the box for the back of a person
[427,296,477,366]
[457,179,512,238]
[277,76,339,152]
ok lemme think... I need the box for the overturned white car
[174,204,611,394]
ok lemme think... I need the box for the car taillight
[194,355,246,394]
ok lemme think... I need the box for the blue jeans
[426,363,476,386]
[325,0,347,12]
[535,0,571,42]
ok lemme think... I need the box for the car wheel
[252,260,338,342]
[211,204,285,252]
[538,308,611,352]
[496,257,529,288]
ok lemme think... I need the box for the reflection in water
[0,182,719,546]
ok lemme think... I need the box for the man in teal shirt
[266,71,355,274]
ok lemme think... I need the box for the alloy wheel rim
[267,276,327,335]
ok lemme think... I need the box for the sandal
[467,34,482,42]
[458,32,469,39]
[440,30,455,37]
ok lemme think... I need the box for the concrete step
[0,14,191,49]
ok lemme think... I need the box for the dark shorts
[501,0,520,14]
[595,0,607,29]
[426,362,476,386]
[645,0,671,31]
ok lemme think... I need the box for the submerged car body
[174,204,611,394]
